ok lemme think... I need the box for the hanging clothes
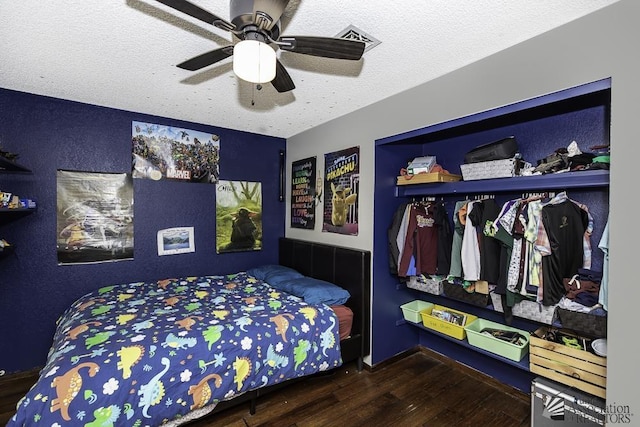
[398,201,444,276]
[448,200,468,278]
[387,201,409,276]
[461,201,481,281]
[523,198,551,302]
[490,198,520,295]
[506,202,527,296]
[468,198,502,284]
[540,196,590,306]
[598,218,609,310]
[395,203,414,276]
[435,201,453,275]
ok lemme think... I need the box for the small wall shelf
[0,156,32,174]
[1,156,35,263]
[0,245,15,260]
[0,207,37,225]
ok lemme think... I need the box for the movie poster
[216,180,262,253]
[291,157,317,229]
[323,146,359,235]
[132,121,220,183]
[56,170,134,264]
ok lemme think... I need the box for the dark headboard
[279,238,371,362]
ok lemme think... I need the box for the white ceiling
[0,0,618,139]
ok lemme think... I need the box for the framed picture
[157,227,195,256]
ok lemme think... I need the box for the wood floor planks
[0,349,531,426]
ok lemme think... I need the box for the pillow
[274,276,351,306]
[246,264,303,284]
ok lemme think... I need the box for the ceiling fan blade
[271,59,295,93]
[253,0,290,31]
[176,46,234,71]
[279,36,365,60]
[154,0,235,31]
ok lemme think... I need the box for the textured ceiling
[0,0,618,139]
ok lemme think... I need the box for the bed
[8,238,371,426]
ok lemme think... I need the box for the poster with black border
[323,146,359,235]
[216,180,263,253]
[56,170,134,265]
[291,157,316,229]
[132,121,220,183]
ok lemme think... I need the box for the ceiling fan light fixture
[233,40,276,83]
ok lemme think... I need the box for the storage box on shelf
[490,292,556,325]
[400,300,434,323]
[419,304,477,340]
[443,280,489,307]
[460,158,531,181]
[554,307,607,339]
[406,275,444,295]
[529,326,606,399]
[396,172,462,185]
[464,318,530,362]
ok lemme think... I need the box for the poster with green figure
[216,180,262,253]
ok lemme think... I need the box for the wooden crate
[396,172,462,185]
[529,327,607,399]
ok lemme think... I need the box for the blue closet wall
[0,88,286,374]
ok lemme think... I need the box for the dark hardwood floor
[0,349,531,426]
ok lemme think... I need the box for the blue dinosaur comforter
[9,273,342,426]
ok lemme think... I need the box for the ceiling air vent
[336,25,381,53]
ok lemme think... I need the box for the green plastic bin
[400,300,434,323]
[464,318,530,362]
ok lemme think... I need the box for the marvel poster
[323,146,359,235]
[132,121,220,183]
[216,180,262,253]
[57,170,134,264]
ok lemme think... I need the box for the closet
[371,78,610,393]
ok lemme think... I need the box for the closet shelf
[399,318,531,371]
[395,169,609,197]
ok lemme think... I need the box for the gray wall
[287,0,636,413]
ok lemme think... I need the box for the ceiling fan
[154,0,366,93]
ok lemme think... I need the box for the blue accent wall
[0,88,286,374]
